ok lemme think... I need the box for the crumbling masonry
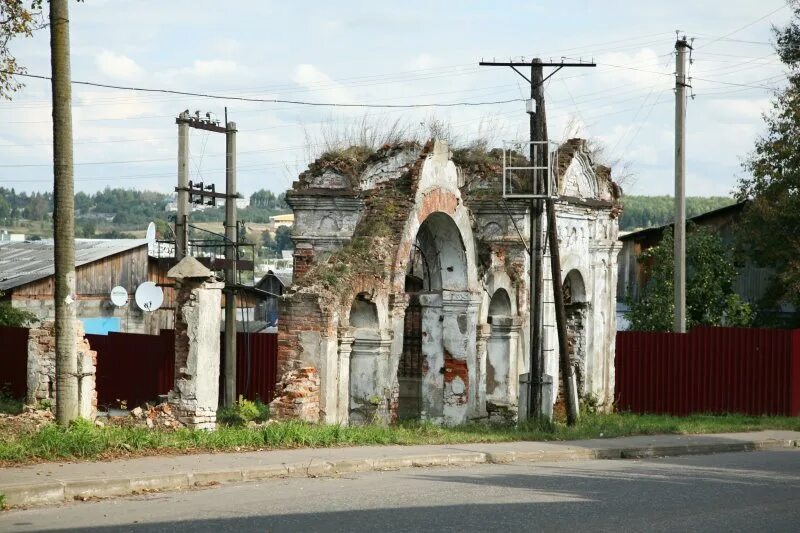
[272,139,621,424]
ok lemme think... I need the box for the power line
[1,70,525,108]
[696,2,792,49]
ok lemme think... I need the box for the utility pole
[176,111,190,259]
[479,58,593,425]
[674,36,691,333]
[224,120,238,408]
[173,110,239,406]
[50,0,78,426]
[529,60,545,422]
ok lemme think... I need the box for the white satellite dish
[146,222,157,256]
[110,286,128,307]
[135,281,164,312]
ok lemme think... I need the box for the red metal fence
[90,330,279,408]
[89,330,176,408]
[0,326,29,399]
[616,326,800,416]
[1,326,277,408]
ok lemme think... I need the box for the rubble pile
[129,403,186,430]
[0,405,55,433]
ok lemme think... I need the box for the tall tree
[737,3,800,314]
[0,0,43,99]
[50,0,78,425]
[625,227,752,331]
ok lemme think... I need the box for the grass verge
[1,413,798,465]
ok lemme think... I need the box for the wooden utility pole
[479,58,593,425]
[50,0,78,425]
[224,121,238,407]
[674,36,691,333]
[529,60,545,420]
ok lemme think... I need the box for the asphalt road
[1,450,798,532]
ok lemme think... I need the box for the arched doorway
[349,295,382,424]
[397,212,474,423]
[486,288,515,407]
[563,269,588,394]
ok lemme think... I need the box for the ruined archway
[563,269,588,394]
[396,211,474,423]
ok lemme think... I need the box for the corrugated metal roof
[0,239,147,291]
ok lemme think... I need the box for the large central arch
[398,212,471,422]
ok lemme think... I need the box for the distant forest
[0,187,289,238]
[618,195,736,231]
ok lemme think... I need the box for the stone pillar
[336,331,354,424]
[441,292,480,425]
[474,323,491,418]
[26,319,97,419]
[166,257,224,430]
[419,292,443,423]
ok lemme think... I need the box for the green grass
[0,413,798,465]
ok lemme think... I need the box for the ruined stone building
[271,139,621,425]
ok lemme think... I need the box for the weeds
[0,413,798,465]
[0,387,23,415]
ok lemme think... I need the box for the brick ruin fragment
[26,319,97,419]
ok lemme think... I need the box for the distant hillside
[0,187,289,239]
[619,195,736,231]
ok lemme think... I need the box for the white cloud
[164,59,242,80]
[292,64,352,104]
[95,50,144,80]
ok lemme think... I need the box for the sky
[0,0,794,199]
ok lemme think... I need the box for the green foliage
[736,6,800,312]
[619,195,736,231]
[0,386,23,415]
[0,491,5,510]
[625,226,753,331]
[0,292,37,327]
[250,189,288,210]
[217,398,269,427]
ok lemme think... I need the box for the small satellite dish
[134,281,164,312]
[110,286,128,307]
[146,222,157,255]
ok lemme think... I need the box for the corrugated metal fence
[1,326,277,408]
[90,330,279,408]
[0,326,29,399]
[616,326,800,416]
[89,330,176,408]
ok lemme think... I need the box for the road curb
[2,437,797,509]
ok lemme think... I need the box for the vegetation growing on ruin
[294,142,427,306]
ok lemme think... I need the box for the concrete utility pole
[50,0,79,426]
[674,36,691,333]
[224,121,238,408]
[176,111,190,260]
[479,58,593,425]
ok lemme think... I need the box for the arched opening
[397,211,471,422]
[563,269,588,394]
[349,295,382,424]
[486,288,516,409]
